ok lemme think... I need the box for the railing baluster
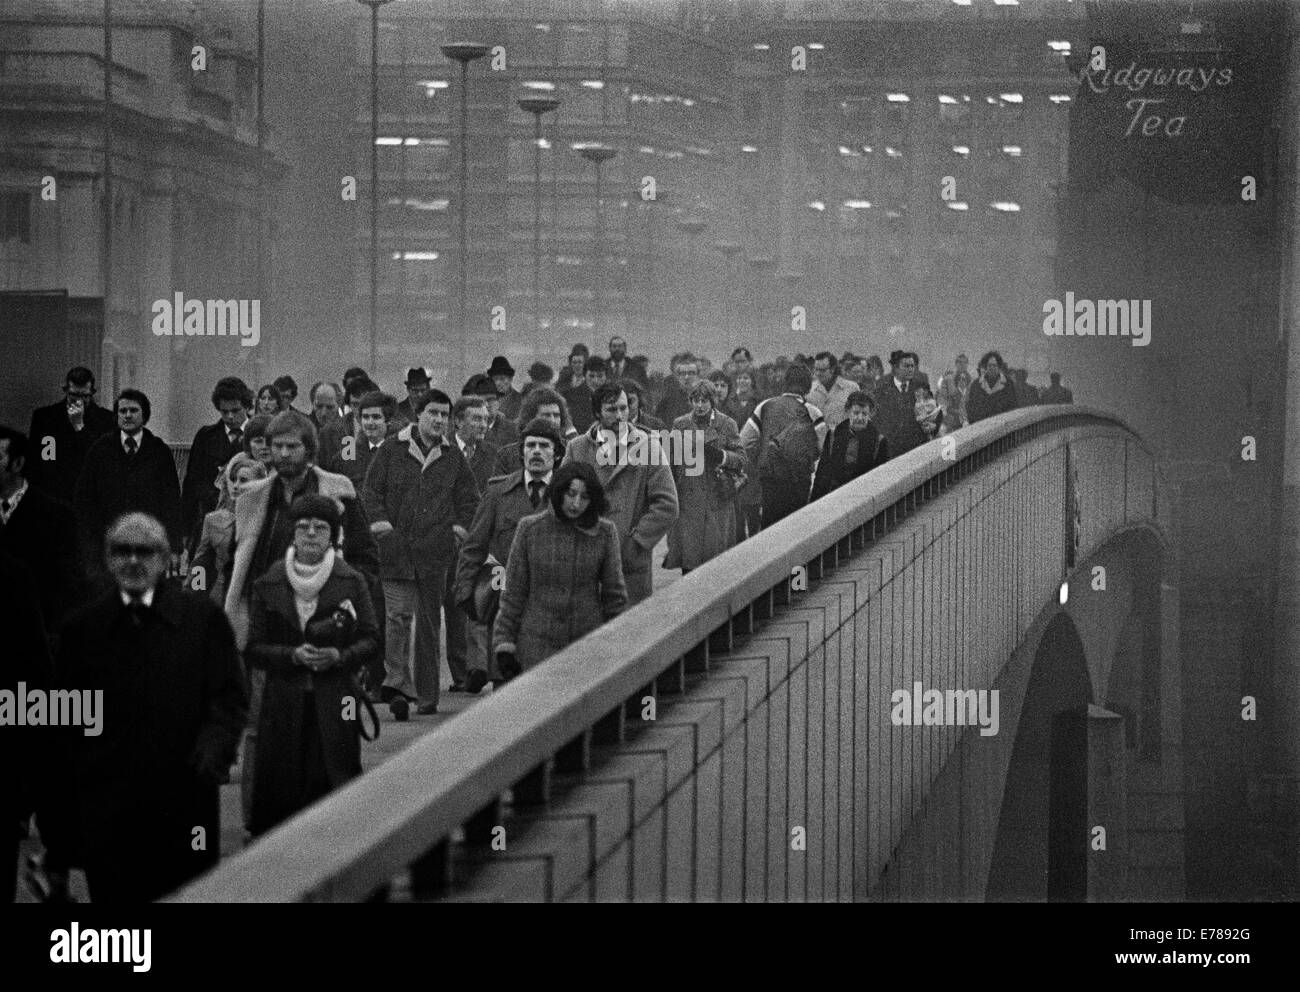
[555,729,593,773]
[514,759,554,807]
[465,798,503,846]
[593,703,626,744]
[409,839,452,900]
[657,656,687,695]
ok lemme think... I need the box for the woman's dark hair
[978,350,1006,372]
[548,461,608,528]
[115,388,152,424]
[256,383,284,411]
[242,414,274,451]
[707,370,732,398]
[288,493,342,545]
[845,390,875,412]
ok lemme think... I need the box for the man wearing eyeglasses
[41,512,247,903]
[25,367,116,503]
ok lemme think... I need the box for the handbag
[456,556,501,625]
[303,603,380,742]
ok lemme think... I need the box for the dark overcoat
[966,375,1021,424]
[74,428,184,560]
[244,557,378,835]
[25,398,116,502]
[811,420,890,501]
[871,378,942,457]
[492,508,627,671]
[44,583,247,902]
[361,426,478,581]
[181,420,244,549]
[454,470,538,605]
[0,484,81,635]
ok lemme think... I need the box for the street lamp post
[747,254,777,353]
[713,239,742,345]
[442,41,490,378]
[359,0,396,373]
[676,215,707,334]
[518,95,561,336]
[578,145,617,336]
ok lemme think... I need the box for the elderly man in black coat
[0,425,81,643]
[74,389,184,580]
[42,512,248,903]
[181,377,252,552]
[25,366,116,504]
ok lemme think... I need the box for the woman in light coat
[664,380,747,573]
[493,461,627,677]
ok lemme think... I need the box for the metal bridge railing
[171,406,1166,902]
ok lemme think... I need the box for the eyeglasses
[108,543,163,558]
[294,520,332,533]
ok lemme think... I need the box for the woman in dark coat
[965,350,1020,425]
[493,461,628,677]
[811,390,890,501]
[245,494,378,836]
[665,380,747,573]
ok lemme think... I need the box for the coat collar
[255,560,356,635]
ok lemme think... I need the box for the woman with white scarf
[244,494,379,836]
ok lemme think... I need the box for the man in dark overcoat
[43,513,247,903]
[25,366,116,503]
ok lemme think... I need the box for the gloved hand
[703,439,725,469]
[496,649,521,682]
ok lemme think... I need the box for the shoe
[390,698,409,721]
[416,702,438,716]
[446,684,465,694]
[466,670,488,695]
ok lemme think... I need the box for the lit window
[952,146,970,155]
[886,93,910,102]
[1000,93,1024,103]
[753,43,769,51]
[523,81,556,91]
[375,137,402,145]
[581,80,605,89]
[946,202,969,211]
[990,202,1021,212]
[844,199,871,209]
[1047,41,1071,52]
[808,200,825,211]
[938,94,958,104]
[1002,145,1022,156]
[741,145,758,153]
[808,43,825,50]
[395,251,440,261]
[1049,94,1072,104]
[885,147,902,158]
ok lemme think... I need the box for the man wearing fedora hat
[487,356,522,423]
[395,367,433,430]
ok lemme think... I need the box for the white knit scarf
[285,545,335,629]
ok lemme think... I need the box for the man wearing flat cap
[487,356,522,423]
[395,367,433,430]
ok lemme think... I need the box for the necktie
[124,435,137,457]
[127,597,146,627]
[229,427,242,445]
[528,481,544,509]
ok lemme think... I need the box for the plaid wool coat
[492,507,627,672]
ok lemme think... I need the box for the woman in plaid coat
[493,461,628,676]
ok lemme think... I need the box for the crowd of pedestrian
[3,343,1073,902]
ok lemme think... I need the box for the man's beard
[277,458,309,480]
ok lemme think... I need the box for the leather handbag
[303,603,380,742]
